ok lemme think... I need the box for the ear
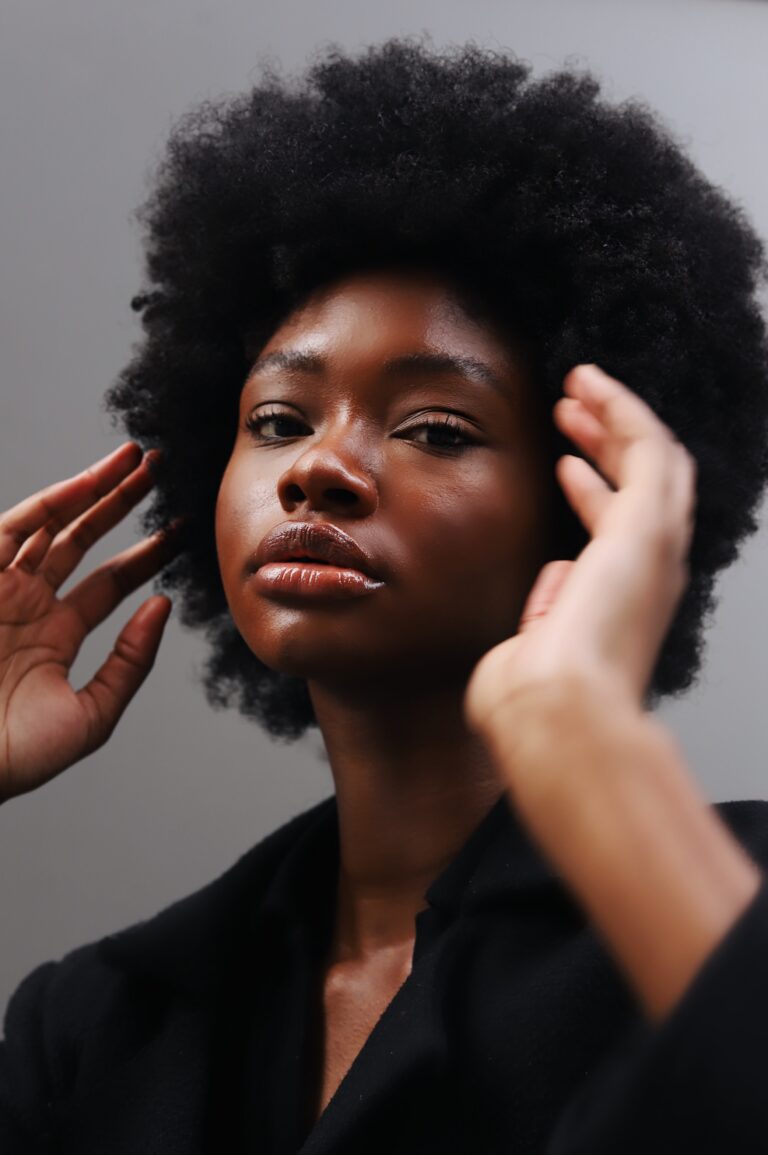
[517,559,574,634]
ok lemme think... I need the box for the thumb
[517,560,574,634]
[77,596,172,754]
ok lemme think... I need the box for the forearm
[481,683,763,1022]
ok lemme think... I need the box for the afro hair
[106,34,768,741]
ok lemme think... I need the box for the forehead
[258,269,518,370]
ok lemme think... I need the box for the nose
[275,422,378,516]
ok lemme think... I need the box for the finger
[555,453,613,534]
[563,365,678,493]
[649,441,698,567]
[76,596,172,754]
[16,450,158,585]
[62,526,181,634]
[517,559,574,633]
[553,396,606,448]
[553,397,615,484]
[564,364,666,437]
[3,442,143,572]
[38,451,159,591]
[674,445,698,558]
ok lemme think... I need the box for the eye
[243,408,477,453]
[397,415,477,453]
[244,407,307,441]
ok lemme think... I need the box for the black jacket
[2,791,768,1154]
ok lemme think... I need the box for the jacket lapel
[297,795,562,1155]
[297,910,451,1155]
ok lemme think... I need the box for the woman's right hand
[0,442,181,805]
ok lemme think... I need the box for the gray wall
[1,0,767,1015]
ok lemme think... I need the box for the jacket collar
[424,790,559,915]
[100,791,560,997]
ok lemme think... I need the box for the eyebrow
[248,349,509,397]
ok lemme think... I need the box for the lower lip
[253,561,385,599]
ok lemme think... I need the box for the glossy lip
[253,561,384,599]
[252,521,383,580]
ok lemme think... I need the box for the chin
[235,612,380,682]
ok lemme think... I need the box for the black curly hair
[105,34,768,741]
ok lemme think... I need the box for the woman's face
[215,268,557,694]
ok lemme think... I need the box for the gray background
[1,0,767,1016]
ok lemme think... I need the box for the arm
[464,362,763,1022]
[463,364,768,1149]
[480,679,762,1022]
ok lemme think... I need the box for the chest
[307,947,414,1124]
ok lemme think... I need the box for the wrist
[477,675,645,806]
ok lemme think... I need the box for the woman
[1,36,768,1154]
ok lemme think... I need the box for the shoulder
[97,792,336,987]
[2,795,336,1092]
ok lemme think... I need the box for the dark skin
[214,267,558,1118]
[1,269,761,1132]
[0,264,557,1124]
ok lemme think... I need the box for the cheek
[408,456,551,653]
[214,456,273,590]
[405,463,543,594]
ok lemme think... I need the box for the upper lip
[253,522,382,579]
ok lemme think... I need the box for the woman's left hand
[463,362,697,738]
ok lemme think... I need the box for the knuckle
[79,700,106,754]
[0,523,24,549]
[108,563,130,599]
[113,479,134,512]
[663,526,692,572]
[648,523,682,567]
[69,522,96,553]
[39,496,65,534]
[42,516,64,543]
[113,631,146,671]
[602,394,625,426]
[81,684,115,751]
[84,465,111,502]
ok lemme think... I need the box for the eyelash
[243,408,477,452]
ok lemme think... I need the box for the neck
[308,679,504,964]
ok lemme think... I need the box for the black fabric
[3,791,768,1153]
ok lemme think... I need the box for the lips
[253,521,382,579]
